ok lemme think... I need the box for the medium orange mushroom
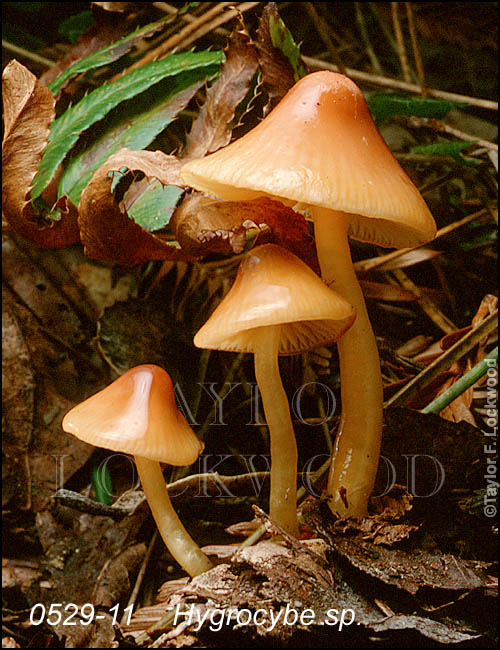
[194,244,355,536]
[181,71,436,518]
[62,364,213,577]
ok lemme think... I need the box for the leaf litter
[2,60,80,248]
[124,508,483,647]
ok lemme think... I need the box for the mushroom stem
[135,456,214,577]
[253,325,300,537]
[313,207,383,518]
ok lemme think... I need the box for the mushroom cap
[62,365,203,464]
[180,71,436,249]
[194,244,356,354]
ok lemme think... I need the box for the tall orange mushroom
[194,244,355,536]
[62,365,213,577]
[180,71,436,518]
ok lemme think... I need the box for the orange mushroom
[194,244,355,536]
[180,71,436,518]
[62,364,213,577]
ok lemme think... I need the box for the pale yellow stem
[313,208,383,517]
[253,325,300,537]
[135,456,213,577]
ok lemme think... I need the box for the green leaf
[32,49,223,202]
[366,94,460,124]
[411,140,480,167]
[411,140,477,155]
[58,11,94,44]
[58,69,215,205]
[127,181,184,232]
[268,11,307,81]
[48,17,174,96]
[8,2,45,11]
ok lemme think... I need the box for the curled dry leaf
[183,24,259,160]
[471,293,498,329]
[78,148,195,264]
[172,194,320,271]
[2,60,80,248]
[172,193,255,256]
[255,2,303,110]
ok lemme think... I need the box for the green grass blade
[32,50,223,202]
[422,347,498,415]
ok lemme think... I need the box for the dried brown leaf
[302,499,492,596]
[433,296,497,424]
[183,25,259,159]
[29,383,96,512]
[172,194,319,270]
[261,202,320,273]
[2,60,80,247]
[255,3,299,110]
[171,194,255,256]
[78,149,194,264]
[472,294,498,326]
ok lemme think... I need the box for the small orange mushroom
[62,365,213,577]
[194,244,355,536]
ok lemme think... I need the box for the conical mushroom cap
[181,71,436,249]
[194,244,356,354]
[62,365,203,464]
